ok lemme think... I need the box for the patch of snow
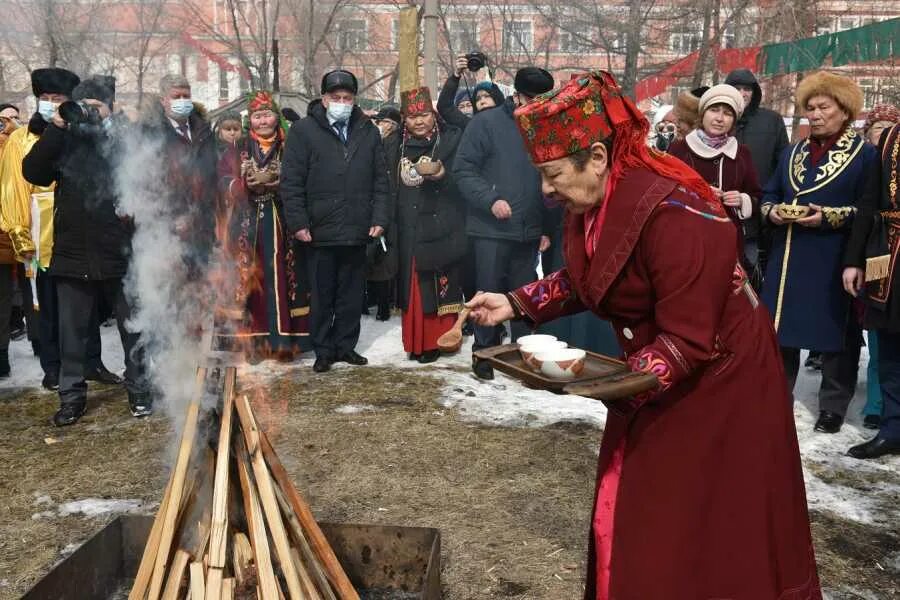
[57,498,144,518]
[334,404,379,414]
[31,510,54,520]
[32,493,53,506]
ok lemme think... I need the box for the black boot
[863,414,881,430]
[847,436,900,460]
[376,304,391,321]
[0,350,9,378]
[313,357,332,373]
[53,403,86,427]
[128,392,153,418]
[418,349,440,364]
[42,372,59,391]
[814,410,844,434]
[85,364,124,385]
[336,351,368,366]
[473,357,494,380]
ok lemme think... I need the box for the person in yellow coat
[0,68,120,391]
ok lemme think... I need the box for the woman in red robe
[467,71,821,599]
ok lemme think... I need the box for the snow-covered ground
[3,315,898,532]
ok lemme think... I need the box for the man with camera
[22,75,149,426]
[453,67,556,379]
[436,52,504,131]
[0,68,121,392]
[281,69,389,374]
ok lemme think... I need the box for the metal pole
[423,0,439,92]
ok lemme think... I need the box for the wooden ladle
[436,307,471,353]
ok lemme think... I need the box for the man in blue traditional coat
[760,71,878,434]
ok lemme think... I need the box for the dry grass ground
[1,366,898,598]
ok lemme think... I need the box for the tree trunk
[621,0,643,96]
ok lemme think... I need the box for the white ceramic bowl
[535,348,587,381]
[517,334,557,347]
[519,340,568,370]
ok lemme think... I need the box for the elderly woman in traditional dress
[384,87,466,363]
[467,71,820,600]
[761,72,878,434]
[218,91,311,361]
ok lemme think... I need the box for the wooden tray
[474,344,658,401]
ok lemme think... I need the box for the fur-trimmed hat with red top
[513,70,716,203]
[400,86,433,116]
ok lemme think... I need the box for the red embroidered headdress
[514,70,715,202]
[401,87,433,116]
[247,90,278,114]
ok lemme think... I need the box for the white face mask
[38,100,58,122]
[327,102,353,123]
[170,98,194,119]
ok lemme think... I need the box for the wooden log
[259,432,358,600]
[235,395,305,600]
[209,366,237,568]
[221,578,235,600]
[205,569,223,600]
[235,437,280,600]
[129,477,174,600]
[161,549,191,600]
[148,368,208,600]
[189,563,205,600]
[232,532,254,588]
[274,486,336,600]
[290,547,324,600]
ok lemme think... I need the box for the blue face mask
[37,100,57,122]
[326,102,353,123]
[170,98,194,119]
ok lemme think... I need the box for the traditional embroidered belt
[881,210,900,222]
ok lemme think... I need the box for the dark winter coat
[386,124,467,313]
[366,133,399,283]
[724,70,789,188]
[453,98,553,243]
[436,74,506,131]
[141,105,219,264]
[845,125,900,332]
[22,120,132,280]
[281,101,389,247]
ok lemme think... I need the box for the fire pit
[22,516,440,599]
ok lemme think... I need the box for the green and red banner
[634,17,900,102]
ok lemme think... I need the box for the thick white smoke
[113,122,236,424]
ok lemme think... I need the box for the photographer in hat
[281,69,389,373]
[436,54,505,131]
[22,75,149,426]
[453,66,556,379]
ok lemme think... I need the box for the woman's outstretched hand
[466,292,515,326]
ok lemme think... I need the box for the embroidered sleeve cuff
[9,226,35,259]
[509,269,586,325]
[625,334,693,397]
[821,206,856,230]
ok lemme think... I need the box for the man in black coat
[22,76,149,427]
[453,67,555,379]
[281,69,389,373]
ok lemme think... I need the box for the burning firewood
[129,366,359,600]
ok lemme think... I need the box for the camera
[58,100,103,125]
[466,52,487,72]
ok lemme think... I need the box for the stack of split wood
[129,367,359,600]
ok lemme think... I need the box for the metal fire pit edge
[21,515,442,599]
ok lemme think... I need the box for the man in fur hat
[22,75,149,426]
[0,68,121,391]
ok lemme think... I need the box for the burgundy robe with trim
[510,168,820,600]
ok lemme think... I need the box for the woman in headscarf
[668,84,762,272]
[467,71,820,599]
[761,71,878,435]
[217,91,311,361]
[384,87,466,363]
[863,103,900,146]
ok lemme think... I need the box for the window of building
[559,24,594,53]
[670,28,702,54]
[450,19,479,53]
[503,20,533,53]
[338,19,367,52]
[219,68,229,101]
[859,78,880,107]
[837,16,859,31]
